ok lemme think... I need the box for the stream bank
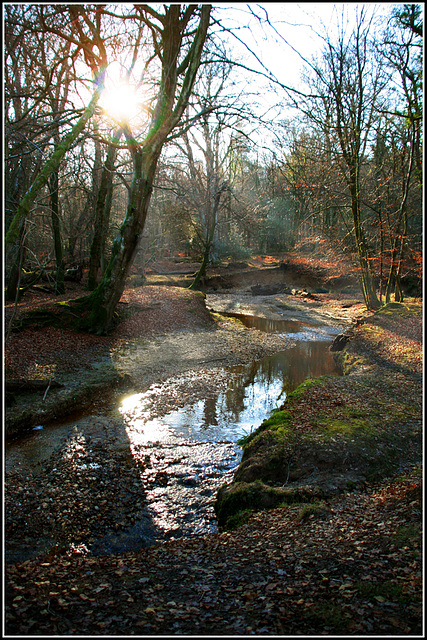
[5,287,347,563]
[4,279,423,635]
[215,302,423,529]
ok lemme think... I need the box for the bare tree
[5,5,108,277]
[165,59,251,288]
[302,9,387,309]
[379,4,423,301]
[78,4,212,333]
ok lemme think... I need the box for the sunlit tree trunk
[83,5,212,334]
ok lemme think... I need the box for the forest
[4,4,423,637]
[4,4,423,332]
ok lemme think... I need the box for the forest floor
[3,252,424,636]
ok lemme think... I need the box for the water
[5,319,342,560]
[120,338,340,445]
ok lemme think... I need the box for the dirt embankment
[215,301,423,529]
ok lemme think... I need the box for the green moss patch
[375,302,418,317]
[320,417,370,435]
[215,480,324,529]
[215,307,422,528]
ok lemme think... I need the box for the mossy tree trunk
[83,5,212,334]
[87,128,122,290]
[49,168,65,294]
[85,143,161,332]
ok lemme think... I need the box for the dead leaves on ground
[5,471,422,636]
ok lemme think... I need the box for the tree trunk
[88,129,121,290]
[5,220,26,302]
[49,169,65,294]
[348,166,380,310]
[78,5,211,334]
[84,145,161,333]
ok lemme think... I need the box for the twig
[43,379,52,402]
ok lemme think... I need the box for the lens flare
[101,82,140,123]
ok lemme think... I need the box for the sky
[214,3,402,91]
[207,2,411,149]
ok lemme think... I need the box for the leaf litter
[4,279,423,636]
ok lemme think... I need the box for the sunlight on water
[119,336,340,446]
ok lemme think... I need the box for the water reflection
[120,338,340,444]
[6,319,344,558]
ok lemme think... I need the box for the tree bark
[85,144,160,332]
[87,128,122,290]
[49,168,65,294]
[82,5,212,334]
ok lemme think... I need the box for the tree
[164,58,252,288]
[80,4,212,333]
[4,5,72,299]
[5,5,108,286]
[87,127,122,290]
[379,3,423,301]
[303,9,386,309]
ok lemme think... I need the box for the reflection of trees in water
[203,396,218,426]
[221,340,339,421]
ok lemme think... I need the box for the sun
[100,81,140,124]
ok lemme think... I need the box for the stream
[5,317,342,562]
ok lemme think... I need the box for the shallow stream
[5,318,342,561]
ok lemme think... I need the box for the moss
[340,351,367,375]
[296,500,329,523]
[354,580,418,604]
[262,409,292,429]
[344,406,367,419]
[320,418,370,435]
[286,377,326,402]
[215,480,323,529]
[376,302,411,315]
[223,509,253,530]
[393,523,421,547]
[237,409,293,447]
[306,602,348,631]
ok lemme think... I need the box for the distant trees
[378,3,423,301]
[162,57,258,287]
[263,4,422,307]
[299,9,386,309]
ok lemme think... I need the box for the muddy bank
[5,286,357,440]
[4,287,353,564]
[4,290,422,636]
[215,302,423,529]
[5,291,421,559]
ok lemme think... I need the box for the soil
[4,253,423,636]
